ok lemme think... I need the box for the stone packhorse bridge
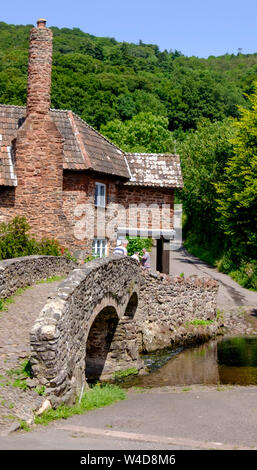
[30,256,144,406]
[0,255,218,409]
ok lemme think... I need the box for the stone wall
[136,270,219,352]
[30,256,143,407]
[0,255,76,299]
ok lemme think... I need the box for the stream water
[121,336,257,388]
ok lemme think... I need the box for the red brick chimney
[13,20,65,242]
[26,19,52,116]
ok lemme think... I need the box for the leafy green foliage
[0,21,253,131]
[0,216,63,259]
[215,85,257,260]
[177,118,235,245]
[182,88,257,290]
[127,237,153,257]
[101,112,175,153]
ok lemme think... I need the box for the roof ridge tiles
[125,152,178,157]
[0,104,26,109]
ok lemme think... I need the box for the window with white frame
[92,239,107,258]
[94,182,106,208]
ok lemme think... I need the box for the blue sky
[1,0,257,58]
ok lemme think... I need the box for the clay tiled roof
[124,153,183,188]
[66,112,128,177]
[0,106,183,189]
[0,105,24,186]
[0,105,130,185]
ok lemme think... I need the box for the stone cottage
[0,19,183,273]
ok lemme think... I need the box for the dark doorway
[156,237,170,274]
[85,306,119,383]
[156,237,163,272]
[162,239,170,274]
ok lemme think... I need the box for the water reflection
[218,337,257,385]
[123,336,257,388]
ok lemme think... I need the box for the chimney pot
[37,18,47,28]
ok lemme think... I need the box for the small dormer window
[95,182,106,208]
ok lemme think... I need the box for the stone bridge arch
[30,256,143,406]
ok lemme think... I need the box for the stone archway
[85,292,143,383]
[30,256,142,406]
[85,306,119,383]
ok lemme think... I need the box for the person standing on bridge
[131,251,140,263]
[141,247,151,269]
[113,239,128,256]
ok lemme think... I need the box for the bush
[126,237,152,257]
[0,216,63,260]
[230,261,257,290]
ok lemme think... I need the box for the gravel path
[0,281,61,435]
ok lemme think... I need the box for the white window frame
[92,239,107,258]
[95,182,106,208]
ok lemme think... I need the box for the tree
[177,118,235,245]
[100,112,175,153]
[215,85,257,259]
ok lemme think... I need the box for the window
[92,239,107,258]
[95,182,106,208]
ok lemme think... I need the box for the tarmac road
[0,385,257,450]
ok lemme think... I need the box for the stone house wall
[61,171,175,258]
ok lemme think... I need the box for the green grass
[1,359,33,391]
[0,276,65,312]
[185,319,214,328]
[19,419,31,431]
[113,367,139,381]
[34,384,126,426]
[190,319,214,326]
[36,275,66,284]
[0,286,32,312]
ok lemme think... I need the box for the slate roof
[0,105,183,189]
[124,153,183,188]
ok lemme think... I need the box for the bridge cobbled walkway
[0,280,61,435]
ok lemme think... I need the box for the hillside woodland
[0,21,256,289]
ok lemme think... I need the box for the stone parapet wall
[136,270,219,352]
[0,255,76,299]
